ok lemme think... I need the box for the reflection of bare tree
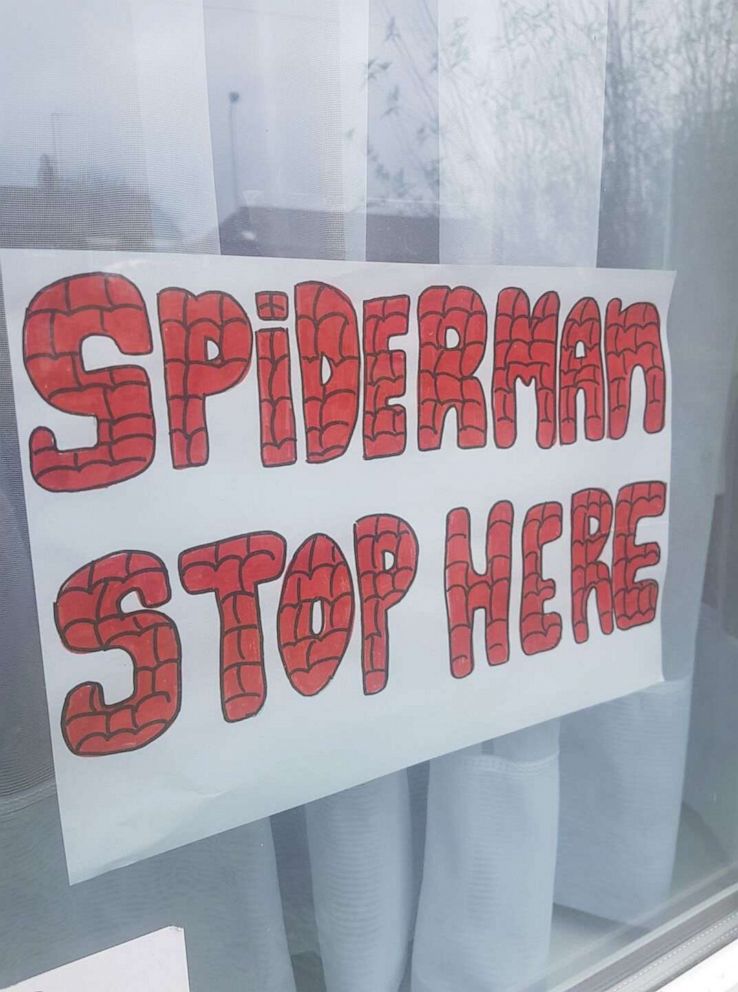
[675,0,738,141]
[366,1,737,264]
[365,1,607,262]
[439,1,606,262]
[366,2,440,212]
[600,0,738,266]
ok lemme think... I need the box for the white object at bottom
[2,927,190,991]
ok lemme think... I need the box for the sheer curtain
[203,5,419,992]
[413,4,607,990]
[677,0,738,878]
[557,0,738,927]
[0,3,294,990]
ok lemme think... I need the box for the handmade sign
[2,927,190,991]
[1,250,673,881]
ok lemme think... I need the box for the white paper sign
[1,250,673,881]
[2,928,190,991]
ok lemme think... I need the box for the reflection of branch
[381,1,438,121]
[601,0,737,264]
[365,0,738,234]
[438,0,606,215]
[365,6,439,209]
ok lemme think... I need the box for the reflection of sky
[0,0,733,242]
[436,0,609,266]
[0,0,219,245]
[0,0,365,234]
[0,0,610,249]
[0,0,146,187]
[204,0,366,220]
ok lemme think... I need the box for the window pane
[1,3,737,991]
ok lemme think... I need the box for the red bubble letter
[256,329,298,467]
[520,502,563,654]
[295,282,360,463]
[605,300,666,439]
[56,551,181,755]
[277,534,355,695]
[363,295,409,459]
[158,289,253,468]
[23,272,155,492]
[571,488,614,643]
[613,481,666,629]
[179,533,286,721]
[444,503,513,678]
[354,514,419,694]
[417,286,487,450]
[493,288,559,449]
[559,298,605,444]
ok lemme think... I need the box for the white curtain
[557,0,738,926]
[0,3,294,989]
[412,4,607,989]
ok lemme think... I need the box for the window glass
[1,2,737,991]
